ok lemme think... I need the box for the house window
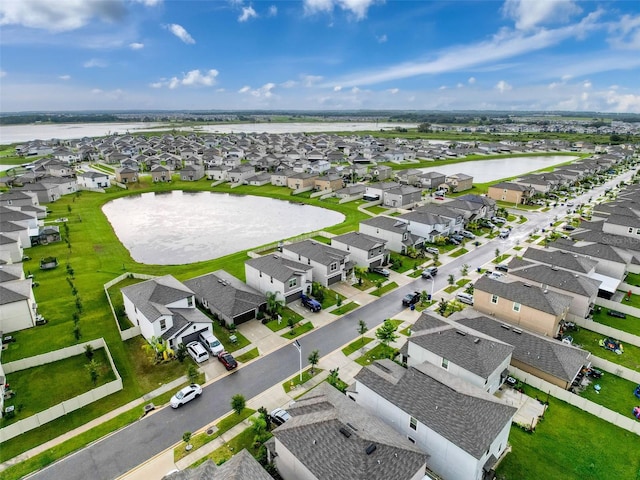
[187,296,193,307]
[159,318,166,330]
[491,294,499,304]
[409,417,417,430]
[637,228,640,235]
[441,358,449,370]
[629,227,634,233]
[407,436,416,444]
[289,278,297,288]
[513,302,521,312]
[330,262,338,272]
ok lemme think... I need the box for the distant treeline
[0,114,121,125]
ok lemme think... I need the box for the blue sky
[1,0,639,113]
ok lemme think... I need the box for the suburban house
[359,215,424,254]
[601,213,640,238]
[268,382,428,480]
[0,272,38,333]
[228,164,256,184]
[383,185,423,209]
[281,240,350,286]
[369,164,393,181]
[115,167,138,184]
[184,270,266,327]
[350,359,516,480]
[548,237,631,282]
[330,231,388,270]
[442,173,473,193]
[472,276,572,337]
[121,275,213,350]
[0,191,40,209]
[398,208,462,242]
[77,171,111,189]
[164,450,272,480]
[0,233,23,264]
[150,165,173,182]
[364,181,400,202]
[417,171,446,190]
[487,182,536,205]
[244,254,313,303]
[506,263,600,321]
[402,313,514,394]
[454,313,591,390]
[286,172,317,190]
[314,174,343,192]
[0,221,32,249]
[179,164,205,181]
[446,195,496,223]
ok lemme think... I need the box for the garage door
[370,259,382,268]
[285,290,302,303]
[233,310,255,325]
[327,273,342,285]
[182,329,207,345]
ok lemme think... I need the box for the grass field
[341,337,374,356]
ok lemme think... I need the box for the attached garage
[327,273,343,285]
[285,290,303,303]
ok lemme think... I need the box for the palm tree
[447,274,455,287]
[354,266,368,286]
[358,319,368,344]
[460,263,470,277]
[308,349,320,375]
[265,291,284,319]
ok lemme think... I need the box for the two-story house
[77,171,111,189]
[281,240,349,286]
[330,231,388,270]
[487,182,536,205]
[359,215,424,254]
[244,254,313,303]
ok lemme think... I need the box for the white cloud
[495,80,512,93]
[302,75,323,87]
[334,86,342,91]
[59,74,71,80]
[377,34,387,43]
[91,88,103,94]
[238,6,257,22]
[502,0,582,31]
[132,0,162,6]
[605,89,640,112]
[0,70,6,78]
[83,58,107,68]
[152,69,218,89]
[583,80,592,89]
[0,0,126,32]
[281,80,297,88]
[456,83,464,88]
[439,85,447,90]
[238,86,251,93]
[303,0,380,20]
[351,87,360,93]
[468,77,476,84]
[129,42,144,50]
[252,83,276,98]
[166,23,195,44]
[387,88,399,94]
[608,14,640,50]
[268,5,278,17]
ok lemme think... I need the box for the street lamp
[425,274,434,300]
[293,340,302,381]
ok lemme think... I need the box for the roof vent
[456,330,467,336]
[474,338,480,344]
[217,279,223,283]
[365,444,377,455]
[346,422,358,431]
[339,427,352,438]
[501,324,510,329]
[523,283,531,287]
[513,328,523,334]
[273,255,279,259]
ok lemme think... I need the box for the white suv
[199,330,224,355]
[186,341,210,363]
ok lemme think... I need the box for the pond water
[101,191,344,265]
[419,155,578,183]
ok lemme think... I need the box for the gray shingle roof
[360,215,408,233]
[283,239,348,266]
[550,238,628,263]
[354,360,516,460]
[163,449,272,480]
[245,254,312,282]
[522,247,597,273]
[274,383,427,480]
[121,275,195,322]
[332,231,386,251]
[474,276,572,315]
[506,264,601,298]
[453,314,590,384]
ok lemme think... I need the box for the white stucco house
[244,254,313,303]
[77,171,111,189]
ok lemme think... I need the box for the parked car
[198,330,224,355]
[492,216,507,224]
[495,264,509,272]
[371,266,390,277]
[186,341,210,363]
[301,293,322,312]
[217,351,238,370]
[434,196,445,200]
[455,292,474,305]
[461,230,475,239]
[563,224,576,231]
[498,229,510,239]
[486,272,504,280]
[424,246,439,255]
[170,383,202,408]
[607,310,626,319]
[480,220,495,229]
[402,291,421,307]
[422,267,438,278]
[270,407,291,426]
[450,234,464,242]
[448,237,461,245]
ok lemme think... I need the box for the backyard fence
[589,355,640,384]
[573,316,640,348]
[620,282,640,295]
[595,297,640,318]
[338,193,363,204]
[510,366,640,436]
[104,272,155,341]
[0,338,123,443]
[248,230,335,257]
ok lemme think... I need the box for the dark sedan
[217,351,238,370]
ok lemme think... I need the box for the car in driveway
[563,224,576,231]
[492,216,507,224]
[170,383,202,408]
[370,266,390,277]
[450,233,464,242]
[217,351,238,370]
[424,246,439,255]
[461,230,475,239]
[495,264,509,273]
[402,291,421,307]
[186,341,210,363]
[448,237,461,245]
[498,229,510,239]
[480,220,495,229]
[422,267,438,278]
[455,292,474,305]
[270,407,291,426]
[301,293,322,312]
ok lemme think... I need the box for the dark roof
[453,314,590,384]
[121,275,195,322]
[273,383,427,480]
[506,264,600,298]
[332,231,387,251]
[354,360,515,460]
[550,238,628,263]
[522,247,597,274]
[412,312,449,331]
[474,276,572,315]
[163,450,272,480]
[360,215,408,233]
[245,254,312,282]
[283,240,348,266]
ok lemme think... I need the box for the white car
[170,383,203,408]
[270,407,291,426]
[187,341,210,363]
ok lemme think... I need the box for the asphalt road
[29,166,636,480]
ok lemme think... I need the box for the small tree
[438,298,448,315]
[231,393,246,415]
[183,431,192,450]
[258,406,272,430]
[73,325,81,340]
[328,367,340,386]
[375,319,399,353]
[250,415,269,445]
[358,319,368,344]
[460,263,470,277]
[354,266,368,286]
[176,343,187,363]
[265,291,284,318]
[187,363,199,384]
[85,359,100,386]
[447,274,455,287]
[308,349,320,375]
[84,343,94,361]
[420,290,430,304]
[495,248,501,259]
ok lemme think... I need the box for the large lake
[101,191,344,265]
[420,155,578,183]
[0,122,415,144]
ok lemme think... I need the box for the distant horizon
[2,1,639,112]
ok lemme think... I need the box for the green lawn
[590,308,640,337]
[282,367,323,392]
[449,248,468,258]
[496,387,640,480]
[235,348,260,363]
[389,252,413,273]
[370,281,399,296]
[578,368,640,417]
[444,285,460,293]
[331,301,360,315]
[355,343,397,366]
[365,205,388,215]
[400,326,412,336]
[262,317,288,332]
[493,254,510,264]
[456,278,471,287]
[1,349,116,426]
[341,337,374,356]
[625,272,640,287]
[320,288,346,309]
[618,291,640,309]
[195,426,271,467]
[570,327,640,371]
[281,321,314,339]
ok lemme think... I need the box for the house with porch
[180,164,205,181]
[359,215,424,254]
[442,173,473,193]
[115,167,138,184]
[281,240,349,287]
[330,232,388,270]
[245,254,313,304]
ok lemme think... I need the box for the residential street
[27,169,635,480]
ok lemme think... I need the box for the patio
[495,385,547,431]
